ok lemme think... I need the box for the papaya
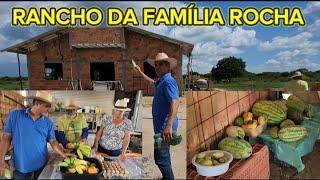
[243,112,253,123]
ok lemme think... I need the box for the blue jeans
[154,145,174,180]
[14,166,44,180]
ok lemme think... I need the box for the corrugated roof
[1,26,193,55]
[1,27,69,54]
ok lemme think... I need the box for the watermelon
[218,137,252,159]
[252,100,287,125]
[278,125,307,142]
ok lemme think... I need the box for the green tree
[211,56,246,82]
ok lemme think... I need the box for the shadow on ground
[270,140,320,179]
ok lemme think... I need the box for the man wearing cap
[284,71,309,92]
[57,100,89,149]
[92,98,133,160]
[0,91,72,179]
[135,52,179,180]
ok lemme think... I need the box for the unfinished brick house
[2,27,193,95]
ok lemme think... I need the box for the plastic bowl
[192,150,233,177]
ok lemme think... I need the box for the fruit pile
[252,100,286,125]
[234,111,266,137]
[58,157,99,174]
[261,95,310,142]
[71,142,91,160]
[195,151,229,166]
[269,119,307,142]
[104,161,129,178]
[286,95,312,123]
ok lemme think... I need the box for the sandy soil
[142,97,186,179]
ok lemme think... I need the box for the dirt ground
[270,140,320,179]
[142,96,186,179]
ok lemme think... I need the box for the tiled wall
[186,91,270,165]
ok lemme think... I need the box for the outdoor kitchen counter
[37,152,143,179]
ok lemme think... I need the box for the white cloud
[303,2,320,15]
[168,26,258,47]
[167,26,257,74]
[308,19,320,32]
[260,57,320,72]
[258,32,320,51]
[223,27,257,47]
[0,34,6,42]
[266,59,280,66]
[275,49,318,60]
[0,52,26,64]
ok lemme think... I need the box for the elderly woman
[57,100,88,149]
[92,98,133,160]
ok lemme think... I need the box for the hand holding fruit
[135,65,141,73]
[91,144,98,151]
[163,125,173,143]
[0,161,9,177]
[66,143,74,149]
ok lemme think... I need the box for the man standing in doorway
[135,52,180,180]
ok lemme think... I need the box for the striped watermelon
[252,100,287,125]
[218,137,252,159]
[286,95,305,112]
[278,126,307,142]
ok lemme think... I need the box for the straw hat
[291,71,303,78]
[27,91,53,105]
[64,99,80,110]
[147,52,177,69]
[113,98,131,112]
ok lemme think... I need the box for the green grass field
[212,80,286,90]
[0,78,28,90]
[0,77,316,91]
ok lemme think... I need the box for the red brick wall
[75,48,123,89]
[28,33,73,90]
[27,28,185,95]
[70,28,122,44]
[124,29,183,96]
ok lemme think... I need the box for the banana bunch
[58,157,89,174]
[71,142,91,160]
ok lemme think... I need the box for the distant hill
[183,69,320,90]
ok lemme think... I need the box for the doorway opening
[90,62,115,81]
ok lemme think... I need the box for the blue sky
[0,1,319,76]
